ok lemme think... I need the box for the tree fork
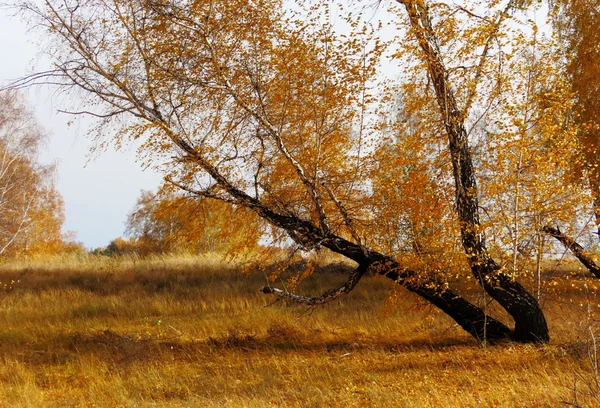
[14,0,534,343]
[396,0,549,343]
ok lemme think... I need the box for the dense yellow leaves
[125,187,262,256]
[550,0,600,237]
[379,1,596,281]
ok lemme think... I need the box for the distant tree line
[0,90,81,259]
[92,188,262,257]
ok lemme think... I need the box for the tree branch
[542,225,600,278]
[463,0,520,114]
[260,262,369,306]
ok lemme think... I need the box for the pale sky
[0,9,161,249]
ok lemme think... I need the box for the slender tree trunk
[543,225,600,278]
[587,162,600,242]
[512,151,523,276]
[535,214,545,301]
[396,0,549,343]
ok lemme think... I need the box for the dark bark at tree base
[511,305,552,343]
[392,275,512,342]
[543,225,600,278]
[262,257,513,343]
[473,258,550,343]
[413,287,512,342]
[387,260,546,342]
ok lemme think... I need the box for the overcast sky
[0,9,161,249]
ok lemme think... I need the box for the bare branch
[56,109,127,118]
[260,263,368,306]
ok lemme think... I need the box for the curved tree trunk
[396,0,549,343]
[14,0,524,343]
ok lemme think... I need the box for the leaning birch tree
[9,0,573,342]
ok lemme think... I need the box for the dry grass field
[0,254,598,407]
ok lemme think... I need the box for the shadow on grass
[0,261,358,298]
[9,325,484,369]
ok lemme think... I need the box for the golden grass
[0,254,598,407]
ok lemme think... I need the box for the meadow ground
[0,254,598,407]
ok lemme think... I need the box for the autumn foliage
[0,91,73,259]
[10,0,600,343]
[123,188,262,256]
